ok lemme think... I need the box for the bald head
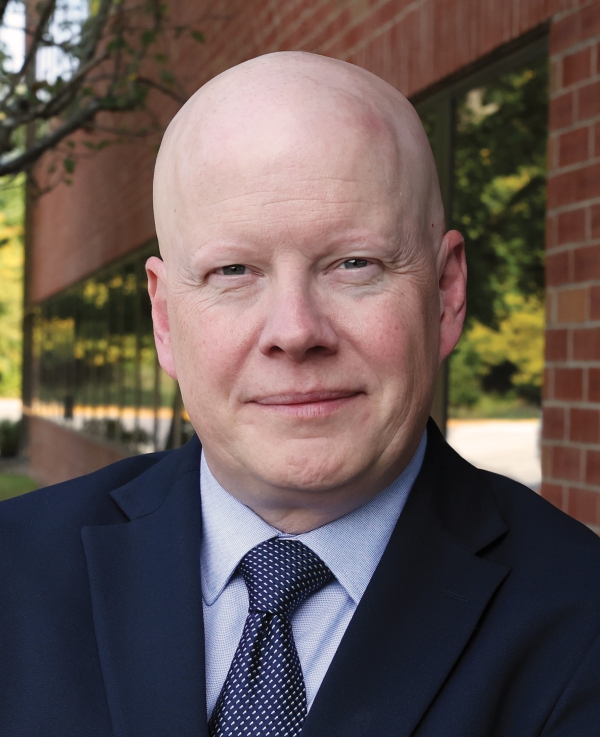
[153,52,444,265]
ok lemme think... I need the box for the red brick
[550,11,580,55]
[540,481,564,510]
[546,212,558,249]
[574,244,600,282]
[587,449,600,485]
[557,287,587,322]
[546,251,571,287]
[558,127,590,167]
[554,367,584,400]
[596,122,600,158]
[542,441,552,478]
[545,328,568,360]
[578,79,600,120]
[567,485,600,525]
[563,46,592,87]
[549,91,574,130]
[557,207,586,243]
[543,367,552,402]
[573,326,600,359]
[547,163,600,209]
[543,406,566,440]
[581,3,600,43]
[570,407,600,442]
[589,367,600,401]
[552,445,582,481]
[592,203,600,239]
[589,285,600,319]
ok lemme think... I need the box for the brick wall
[30,0,551,302]
[29,416,128,487]
[542,0,600,532]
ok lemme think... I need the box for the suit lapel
[301,422,510,737]
[82,438,208,737]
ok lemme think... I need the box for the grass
[0,472,38,502]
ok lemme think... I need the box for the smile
[250,391,363,418]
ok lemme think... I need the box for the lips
[252,390,361,405]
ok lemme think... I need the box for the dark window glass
[32,242,192,452]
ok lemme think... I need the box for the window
[32,243,193,452]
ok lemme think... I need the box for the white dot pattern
[208,538,333,737]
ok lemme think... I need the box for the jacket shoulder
[0,450,170,536]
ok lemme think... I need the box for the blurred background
[0,0,598,532]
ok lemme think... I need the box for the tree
[453,55,548,329]
[0,0,203,183]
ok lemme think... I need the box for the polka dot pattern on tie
[208,538,333,737]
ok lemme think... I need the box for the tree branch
[0,98,101,176]
[134,75,186,104]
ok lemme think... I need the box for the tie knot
[239,538,333,616]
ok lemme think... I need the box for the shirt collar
[200,430,427,607]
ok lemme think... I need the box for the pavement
[0,398,21,423]
[447,419,541,491]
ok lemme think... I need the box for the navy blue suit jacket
[1,419,600,736]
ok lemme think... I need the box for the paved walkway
[447,419,541,491]
[0,398,21,422]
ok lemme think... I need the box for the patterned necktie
[208,537,333,737]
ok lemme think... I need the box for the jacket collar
[83,436,208,737]
[300,419,510,737]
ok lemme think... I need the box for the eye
[340,258,370,269]
[218,264,247,276]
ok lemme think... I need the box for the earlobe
[145,256,178,380]
[437,230,467,364]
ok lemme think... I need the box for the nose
[258,282,339,361]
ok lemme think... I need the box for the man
[1,52,599,737]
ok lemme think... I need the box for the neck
[202,438,423,534]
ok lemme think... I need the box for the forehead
[176,119,405,258]
[154,58,436,258]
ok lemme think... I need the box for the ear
[437,229,467,364]
[146,256,178,380]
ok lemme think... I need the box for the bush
[0,419,20,457]
[450,293,544,413]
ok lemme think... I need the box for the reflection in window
[417,49,548,419]
[32,243,192,453]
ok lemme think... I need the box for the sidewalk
[0,397,21,422]
[446,419,541,491]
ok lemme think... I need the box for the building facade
[25,0,600,530]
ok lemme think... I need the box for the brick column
[542,1,600,531]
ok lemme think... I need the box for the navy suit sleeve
[541,628,600,736]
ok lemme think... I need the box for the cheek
[170,295,260,395]
[344,290,438,383]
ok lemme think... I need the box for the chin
[258,438,366,492]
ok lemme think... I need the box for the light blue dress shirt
[200,430,427,717]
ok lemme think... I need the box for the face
[148,98,465,528]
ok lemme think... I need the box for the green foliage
[0,419,20,456]
[450,294,544,412]
[453,56,548,329]
[441,55,549,417]
[0,178,24,397]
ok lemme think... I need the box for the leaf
[63,157,75,174]
[141,30,157,47]
[159,69,175,85]
[190,30,205,43]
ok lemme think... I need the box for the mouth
[250,390,363,418]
